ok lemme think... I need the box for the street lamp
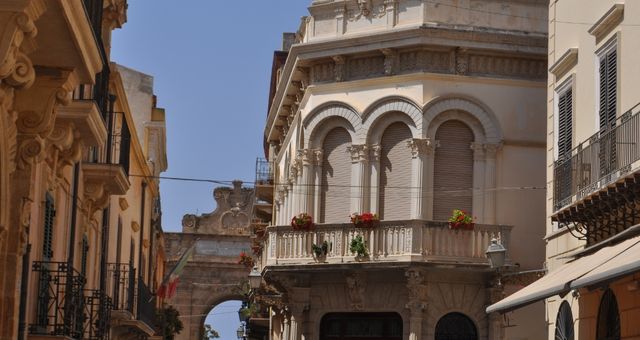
[485,238,507,269]
[248,266,261,290]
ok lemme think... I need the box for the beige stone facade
[489,1,640,339]
[253,1,550,339]
[0,1,168,339]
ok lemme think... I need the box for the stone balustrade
[265,220,511,267]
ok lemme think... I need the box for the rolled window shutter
[433,119,474,221]
[320,128,352,223]
[379,122,412,220]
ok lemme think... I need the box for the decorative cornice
[549,48,578,79]
[589,4,624,43]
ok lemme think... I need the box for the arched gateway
[164,181,254,340]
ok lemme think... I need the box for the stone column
[408,139,432,220]
[470,142,486,223]
[298,149,315,215]
[313,150,323,221]
[283,313,291,340]
[368,145,381,214]
[487,278,505,340]
[405,268,428,340]
[348,145,369,214]
[483,144,501,225]
[288,286,310,340]
[284,186,291,222]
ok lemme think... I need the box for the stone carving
[369,144,382,161]
[456,48,469,75]
[407,138,433,158]
[46,123,83,179]
[345,272,366,310]
[382,48,398,75]
[348,0,387,21]
[348,55,385,80]
[405,268,427,309]
[332,56,346,82]
[181,180,254,235]
[347,144,369,163]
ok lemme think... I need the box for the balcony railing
[265,220,511,266]
[83,289,111,340]
[107,263,135,313]
[554,104,640,211]
[256,157,274,185]
[136,278,157,328]
[29,261,86,338]
[86,113,131,176]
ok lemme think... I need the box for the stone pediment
[181,180,254,235]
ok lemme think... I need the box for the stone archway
[164,181,254,340]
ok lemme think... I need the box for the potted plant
[349,235,368,261]
[291,213,314,231]
[311,241,331,263]
[448,209,475,230]
[350,212,379,228]
[238,251,254,268]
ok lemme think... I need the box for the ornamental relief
[308,48,545,85]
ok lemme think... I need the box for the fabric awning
[486,235,640,314]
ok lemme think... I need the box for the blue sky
[111,1,309,338]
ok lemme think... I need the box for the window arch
[596,289,620,340]
[435,312,478,340]
[555,301,574,340]
[379,122,412,220]
[433,120,474,221]
[320,127,352,223]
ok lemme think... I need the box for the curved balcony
[264,220,511,269]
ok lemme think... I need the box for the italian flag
[157,243,196,299]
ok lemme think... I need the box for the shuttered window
[379,122,412,220]
[433,120,474,221]
[558,88,573,159]
[598,46,618,176]
[81,236,89,276]
[320,127,352,223]
[42,192,55,261]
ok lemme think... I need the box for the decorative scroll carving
[46,123,83,179]
[345,272,366,310]
[405,268,427,313]
[369,144,382,161]
[103,0,128,30]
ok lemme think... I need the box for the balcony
[29,262,86,339]
[108,273,157,338]
[136,278,157,331]
[106,263,135,315]
[553,104,640,244]
[82,290,111,340]
[264,220,511,268]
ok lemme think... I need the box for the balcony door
[320,312,402,340]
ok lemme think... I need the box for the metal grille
[256,158,274,184]
[434,312,478,340]
[596,289,620,340]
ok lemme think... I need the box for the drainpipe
[137,181,147,283]
[99,208,109,293]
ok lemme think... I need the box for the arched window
[320,127,351,223]
[435,312,478,340]
[433,120,474,221]
[596,289,620,340]
[555,301,574,340]
[379,122,412,220]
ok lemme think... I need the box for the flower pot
[449,222,474,231]
[354,254,368,262]
[313,253,327,263]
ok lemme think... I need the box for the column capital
[407,138,434,158]
[313,149,324,166]
[369,144,382,161]
[297,148,316,166]
[347,144,369,163]
[484,143,503,159]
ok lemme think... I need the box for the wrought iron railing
[553,103,640,211]
[255,158,274,185]
[29,261,86,338]
[85,113,131,176]
[83,289,112,340]
[106,263,135,313]
[136,278,157,328]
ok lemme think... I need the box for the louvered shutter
[379,122,413,220]
[599,48,617,175]
[42,192,55,261]
[557,89,573,201]
[320,128,351,223]
[433,120,474,221]
[81,236,89,276]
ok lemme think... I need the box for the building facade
[488,1,640,339]
[0,1,168,339]
[253,1,549,339]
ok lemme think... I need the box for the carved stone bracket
[46,122,83,180]
[407,138,433,158]
[405,268,428,313]
[332,55,346,82]
[346,272,366,310]
[381,48,398,75]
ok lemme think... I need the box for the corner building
[257,1,549,339]
[488,1,640,339]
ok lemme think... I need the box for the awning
[486,235,640,314]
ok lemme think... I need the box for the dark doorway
[320,312,402,340]
[434,312,478,340]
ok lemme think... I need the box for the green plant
[349,235,368,257]
[201,324,220,339]
[312,241,331,257]
[448,209,475,230]
[291,213,314,231]
[239,302,260,319]
[156,304,183,340]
